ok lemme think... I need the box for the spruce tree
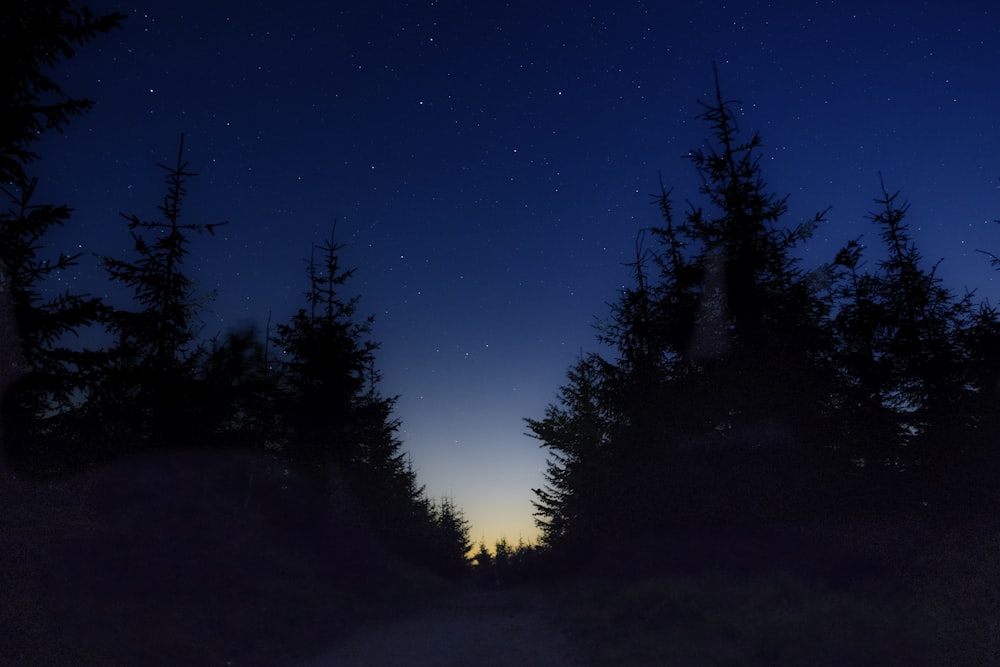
[529,68,838,546]
[90,135,226,452]
[196,323,276,451]
[271,231,375,478]
[1,1,123,475]
[673,68,833,443]
[272,230,441,563]
[831,179,995,507]
[1,1,125,186]
[528,354,613,547]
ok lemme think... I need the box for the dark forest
[3,3,999,666]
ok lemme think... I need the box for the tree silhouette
[195,323,277,451]
[531,67,841,548]
[528,354,612,548]
[271,229,377,479]
[1,1,123,475]
[673,67,834,446]
[831,179,1000,509]
[270,230,471,570]
[531,69,1000,558]
[0,1,125,186]
[86,134,226,453]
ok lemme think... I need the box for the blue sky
[34,0,1000,546]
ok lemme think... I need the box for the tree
[88,134,226,452]
[271,230,452,566]
[529,67,840,548]
[1,1,123,475]
[195,323,277,451]
[831,179,998,508]
[271,229,379,479]
[527,354,613,547]
[429,496,472,577]
[672,67,834,443]
[0,1,125,186]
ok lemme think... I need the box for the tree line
[1,1,471,578]
[527,66,1000,560]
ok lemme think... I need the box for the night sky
[34,1,1000,547]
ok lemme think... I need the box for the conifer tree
[831,179,995,501]
[1,1,123,474]
[529,67,838,546]
[272,230,443,563]
[196,323,276,451]
[1,1,125,186]
[429,496,472,577]
[90,135,226,451]
[527,354,613,547]
[672,68,833,441]
[271,230,376,478]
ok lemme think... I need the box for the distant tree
[473,541,493,569]
[429,496,472,577]
[493,537,512,582]
[195,323,277,451]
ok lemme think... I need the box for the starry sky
[34,1,1000,547]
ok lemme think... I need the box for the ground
[295,586,581,667]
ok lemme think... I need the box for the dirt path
[294,587,582,667]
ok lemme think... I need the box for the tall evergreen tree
[428,496,473,577]
[673,68,833,443]
[271,230,376,479]
[1,1,123,474]
[530,68,839,547]
[1,1,125,186]
[88,135,226,452]
[831,179,997,506]
[271,230,448,563]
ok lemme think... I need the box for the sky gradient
[34,1,1000,547]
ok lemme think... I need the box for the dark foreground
[3,454,998,666]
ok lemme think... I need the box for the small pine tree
[527,354,613,548]
[431,496,472,577]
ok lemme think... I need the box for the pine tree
[196,323,276,451]
[0,1,125,186]
[831,179,992,506]
[271,230,376,479]
[271,230,446,565]
[674,67,833,442]
[1,1,123,474]
[527,354,614,547]
[90,135,226,452]
[528,67,839,546]
[430,496,472,577]
[0,178,108,475]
